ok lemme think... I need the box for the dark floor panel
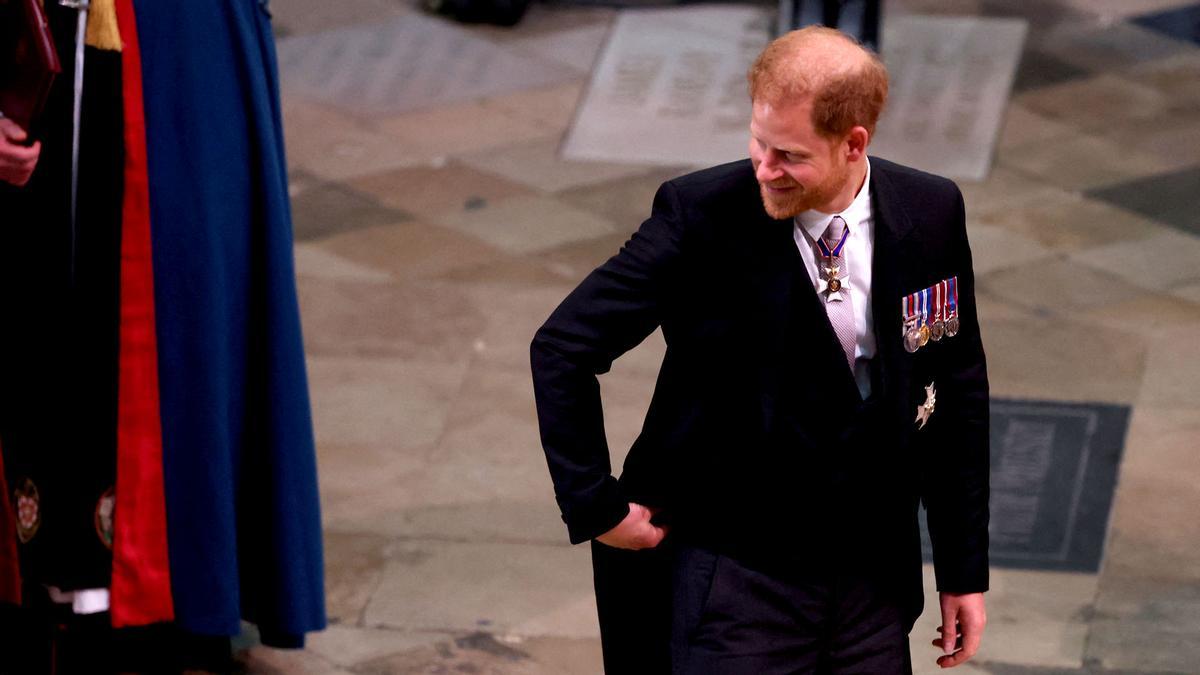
[1012,48,1094,92]
[1086,167,1200,236]
[290,181,412,241]
[1134,3,1200,47]
[921,399,1131,573]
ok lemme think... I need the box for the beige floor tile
[325,498,567,545]
[958,166,1069,216]
[376,99,560,160]
[294,242,394,283]
[363,540,598,638]
[316,221,510,281]
[323,531,393,625]
[485,83,587,135]
[1070,229,1200,292]
[980,257,1149,314]
[456,283,580,373]
[438,253,584,288]
[995,103,1077,150]
[269,0,411,37]
[1170,280,1200,304]
[283,96,430,181]
[465,4,615,42]
[997,132,1179,191]
[1105,406,1200,582]
[556,167,691,228]
[299,277,485,360]
[1122,51,1200,108]
[306,625,444,669]
[432,194,618,255]
[1080,294,1200,337]
[1138,324,1200,408]
[307,356,470,449]
[980,310,1146,404]
[318,442,432,522]
[349,632,599,675]
[1088,575,1200,672]
[460,137,652,193]
[963,222,1054,275]
[1015,73,1173,132]
[1053,0,1198,19]
[346,163,536,219]
[237,646,354,675]
[1097,113,1200,169]
[506,25,612,76]
[975,190,1171,252]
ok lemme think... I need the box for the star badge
[915,382,936,430]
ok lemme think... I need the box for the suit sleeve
[923,186,991,594]
[530,181,686,545]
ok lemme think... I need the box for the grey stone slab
[998,132,1179,191]
[980,257,1149,314]
[323,531,392,625]
[364,540,598,638]
[561,6,771,168]
[350,632,604,675]
[291,182,411,242]
[461,138,651,194]
[1014,74,1173,133]
[918,399,1130,572]
[1088,576,1200,672]
[1054,0,1200,20]
[1134,3,1200,46]
[1010,47,1093,93]
[871,16,1028,181]
[268,0,411,38]
[1031,20,1196,73]
[277,14,578,114]
[507,23,614,76]
[431,194,618,254]
[974,190,1172,253]
[1137,324,1200,408]
[1070,229,1200,292]
[306,625,444,669]
[293,243,394,283]
[1085,167,1200,236]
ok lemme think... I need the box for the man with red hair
[533,26,990,673]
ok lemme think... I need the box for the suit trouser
[670,545,912,675]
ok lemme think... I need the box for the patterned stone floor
[237,0,1200,672]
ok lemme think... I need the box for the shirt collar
[794,157,872,243]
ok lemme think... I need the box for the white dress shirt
[793,158,876,399]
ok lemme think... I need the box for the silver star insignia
[915,382,936,430]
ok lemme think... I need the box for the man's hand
[594,502,668,550]
[0,117,41,187]
[932,592,986,668]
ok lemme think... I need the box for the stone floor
[238,0,1200,672]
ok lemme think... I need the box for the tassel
[85,0,123,52]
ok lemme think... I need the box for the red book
[0,0,61,132]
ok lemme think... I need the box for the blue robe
[133,0,325,647]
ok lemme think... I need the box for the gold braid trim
[85,0,123,52]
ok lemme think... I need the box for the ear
[844,126,870,161]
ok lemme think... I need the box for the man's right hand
[0,117,41,187]
[595,502,668,550]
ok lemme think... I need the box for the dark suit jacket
[531,157,990,630]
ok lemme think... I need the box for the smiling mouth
[763,184,797,194]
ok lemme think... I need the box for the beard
[757,159,852,220]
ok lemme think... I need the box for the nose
[755,151,782,183]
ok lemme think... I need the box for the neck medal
[816,224,850,301]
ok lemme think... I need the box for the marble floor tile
[1134,3,1200,46]
[1121,51,1200,108]
[431,194,618,255]
[268,0,410,38]
[346,163,535,221]
[997,132,1180,191]
[452,283,580,373]
[298,277,486,360]
[461,137,652,193]
[1069,229,1200,291]
[532,232,637,285]
[374,98,562,160]
[484,83,588,137]
[1170,280,1200,303]
[1085,166,1200,236]
[994,104,1077,151]
[1104,406,1200,581]
[315,221,509,281]
[466,4,615,43]
[981,257,1150,314]
[307,356,470,449]
[1087,575,1200,672]
[1079,294,1200,337]
[963,222,1053,275]
[506,24,614,76]
[293,242,393,283]
[1096,114,1200,171]
[1137,324,1200,408]
[555,166,690,228]
[277,13,578,115]
[323,531,393,625]
[1054,0,1200,20]
[978,305,1146,404]
[305,625,444,669]
[283,97,430,181]
[1030,20,1195,73]
[1015,74,1173,132]
[290,182,411,242]
[350,632,603,675]
[237,646,354,675]
[973,191,1172,252]
[363,540,598,638]
[437,252,585,288]
[324,498,568,545]
[317,442,433,521]
[1010,47,1094,93]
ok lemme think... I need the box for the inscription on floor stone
[921,399,1130,573]
[871,16,1028,181]
[561,6,771,168]
[276,14,578,114]
[564,11,1024,178]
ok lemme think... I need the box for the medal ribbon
[815,220,850,260]
[948,276,958,317]
[921,288,930,328]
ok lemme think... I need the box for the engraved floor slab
[921,399,1131,572]
[870,16,1027,181]
[561,6,772,168]
[277,14,578,114]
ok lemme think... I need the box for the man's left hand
[931,592,986,668]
